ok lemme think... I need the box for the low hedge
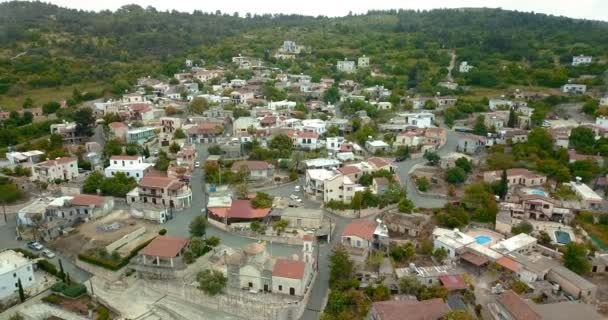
[12,248,39,259]
[78,237,155,271]
[41,293,62,305]
[37,259,60,277]
[51,282,87,298]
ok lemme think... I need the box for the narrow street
[395,129,460,208]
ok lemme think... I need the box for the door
[289,287,295,295]
[264,284,269,292]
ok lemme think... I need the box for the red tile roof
[272,258,306,280]
[342,219,377,241]
[231,160,270,171]
[338,165,361,175]
[109,122,127,129]
[372,298,449,320]
[139,175,183,190]
[209,199,271,219]
[39,157,76,167]
[298,131,319,139]
[110,155,140,161]
[496,290,541,320]
[71,194,107,208]
[141,236,189,258]
[439,274,467,291]
[368,157,390,169]
[497,256,522,273]
[373,177,389,186]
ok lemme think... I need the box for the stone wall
[105,227,147,252]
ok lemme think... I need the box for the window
[278,285,282,291]
[13,273,16,278]
[28,277,32,281]
[114,161,117,165]
[84,209,88,214]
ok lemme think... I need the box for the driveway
[395,129,460,208]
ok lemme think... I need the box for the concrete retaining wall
[74,259,124,282]
[325,204,397,218]
[105,227,147,252]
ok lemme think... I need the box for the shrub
[97,306,110,320]
[37,259,59,277]
[41,294,62,305]
[78,238,154,271]
[51,282,87,298]
[158,229,167,235]
[12,248,39,259]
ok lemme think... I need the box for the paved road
[0,214,92,283]
[161,143,300,257]
[395,129,460,208]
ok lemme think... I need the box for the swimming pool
[475,235,492,245]
[555,230,572,245]
[529,189,548,196]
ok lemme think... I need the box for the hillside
[1,1,608,108]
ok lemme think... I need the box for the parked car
[194,161,201,168]
[42,249,55,259]
[395,156,408,162]
[294,185,301,192]
[27,241,43,251]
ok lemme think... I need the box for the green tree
[103,139,123,157]
[395,146,410,159]
[173,128,186,139]
[234,183,249,199]
[390,242,415,263]
[323,86,340,104]
[563,242,591,274]
[569,127,595,154]
[272,219,289,235]
[446,167,467,184]
[445,310,474,320]
[329,245,355,290]
[433,247,448,263]
[58,259,65,282]
[208,144,222,155]
[538,230,552,245]
[42,101,61,115]
[196,269,227,296]
[455,157,472,173]
[464,182,498,222]
[399,275,421,295]
[17,278,25,302]
[582,100,599,116]
[366,249,384,276]
[511,221,533,234]
[423,151,440,166]
[74,107,95,137]
[398,198,414,213]
[415,177,431,192]
[22,97,34,109]
[189,97,208,114]
[169,141,181,154]
[507,108,517,128]
[495,169,509,200]
[189,237,207,257]
[189,215,207,238]
[473,115,487,136]
[251,192,273,208]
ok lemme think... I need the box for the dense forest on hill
[0,1,607,103]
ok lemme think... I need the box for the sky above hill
[6,0,607,21]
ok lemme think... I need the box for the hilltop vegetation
[0,1,607,108]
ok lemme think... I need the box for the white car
[290,194,303,203]
[42,249,55,259]
[194,161,200,168]
[294,185,301,192]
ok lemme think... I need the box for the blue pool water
[555,230,572,244]
[475,235,492,245]
[530,189,547,196]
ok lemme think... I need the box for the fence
[325,204,398,218]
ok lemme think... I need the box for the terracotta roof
[109,122,127,129]
[497,256,522,273]
[368,157,390,169]
[110,155,140,161]
[298,131,319,139]
[231,160,270,171]
[139,175,183,189]
[272,258,306,279]
[302,234,314,241]
[372,298,449,320]
[71,194,107,208]
[209,199,270,219]
[460,251,489,266]
[496,290,541,320]
[342,219,377,241]
[39,157,76,167]
[439,274,467,290]
[338,165,361,175]
[141,236,189,258]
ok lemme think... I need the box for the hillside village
[0,4,608,320]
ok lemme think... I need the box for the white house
[337,59,356,73]
[432,228,476,259]
[572,55,592,66]
[365,140,390,154]
[562,84,587,94]
[291,131,322,150]
[122,92,144,103]
[459,61,474,73]
[301,119,326,135]
[596,116,608,129]
[104,155,153,182]
[0,250,36,300]
[324,173,361,204]
[32,157,78,183]
[305,169,341,201]
[6,150,44,165]
[358,55,370,68]
[567,181,603,210]
[268,100,296,111]
[231,161,274,180]
[326,136,345,154]
[489,99,513,111]
[490,233,537,255]
[600,96,608,106]
[304,158,341,170]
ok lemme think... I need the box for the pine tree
[498,169,508,199]
[17,278,25,302]
[58,259,65,282]
[508,108,517,128]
